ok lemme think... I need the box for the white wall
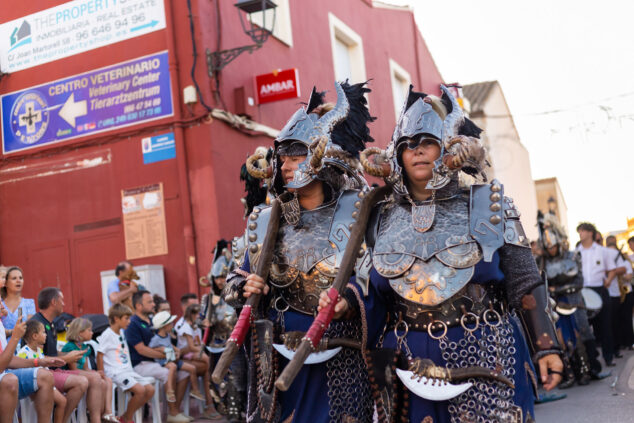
[470,83,539,241]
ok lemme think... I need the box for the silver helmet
[247,81,375,195]
[361,84,485,198]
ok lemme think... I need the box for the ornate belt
[388,283,508,334]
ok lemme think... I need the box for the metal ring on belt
[274,296,290,312]
[394,319,409,340]
[427,320,448,340]
[460,312,480,333]
[482,309,502,327]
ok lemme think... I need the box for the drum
[581,287,603,319]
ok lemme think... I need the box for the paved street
[535,349,634,422]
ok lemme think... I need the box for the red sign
[255,68,300,104]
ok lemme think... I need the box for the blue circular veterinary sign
[10,91,49,145]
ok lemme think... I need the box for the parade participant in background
[535,211,592,386]
[604,235,631,356]
[576,223,618,367]
[357,85,562,422]
[623,237,634,349]
[239,146,272,219]
[201,240,242,422]
[223,81,376,422]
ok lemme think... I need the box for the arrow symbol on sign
[59,93,87,128]
[130,20,159,32]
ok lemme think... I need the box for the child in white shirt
[97,304,155,423]
[17,320,66,423]
[175,303,214,407]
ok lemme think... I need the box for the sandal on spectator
[190,389,205,401]
[202,406,225,421]
[166,390,177,402]
[102,414,120,423]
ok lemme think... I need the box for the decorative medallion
[412,203,435,233]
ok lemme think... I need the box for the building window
[328,13,367,84]
[389,59,411,121]
[249,0,293,47]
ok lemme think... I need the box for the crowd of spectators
[0,261,226,423]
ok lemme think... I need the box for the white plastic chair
[111,385,143,423]
[69,395,88,423]
[19,397,37,423]
[150,380,163,423]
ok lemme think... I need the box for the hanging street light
[207,0,277,76]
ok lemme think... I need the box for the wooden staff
[275,185,390,391]
[211,197,282,384]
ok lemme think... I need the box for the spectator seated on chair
[1,267,36,340]
[31,287,105,423]
[176,303,222,419]
[64,317,118,423]
[0,312,63,422]
[97,304,154,423]
[18,320,67,423]
[125,291,191,423]
[149,311,204,403]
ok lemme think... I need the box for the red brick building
[0,0,443,314]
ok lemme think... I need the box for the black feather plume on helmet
[305,87,326,113]
[330,80,375,158]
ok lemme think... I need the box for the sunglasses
[404,137,439,151]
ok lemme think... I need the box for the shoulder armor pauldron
[231,232,248,269]
[245,205,273,273]
[469,180,505,261]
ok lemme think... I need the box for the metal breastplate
[544,253,580,287]
[249,190,362,315]
[373,194,482,306]
[270,204,337,314]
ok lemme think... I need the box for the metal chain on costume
[325,319,374,422]
[440,311,518,423]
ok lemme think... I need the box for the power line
[473,90,634,119]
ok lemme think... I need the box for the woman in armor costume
[535,212,593,387]
[222,81,376,423]
[201,240,246,422]
[357,85,563,423]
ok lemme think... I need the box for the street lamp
[207,0,277,76]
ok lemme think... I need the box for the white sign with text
[0,0,166,73]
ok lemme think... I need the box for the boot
[558,352,576,389]
[573,342,591,385]
[583,339,602,376]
